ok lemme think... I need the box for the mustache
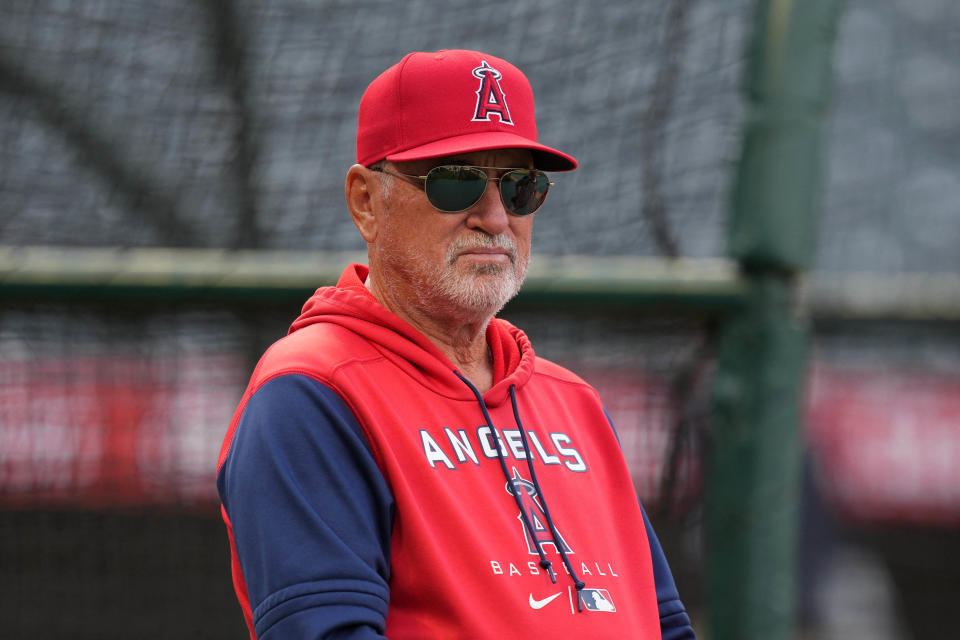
[447,234,518,263]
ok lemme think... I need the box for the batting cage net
[2,0,959,638]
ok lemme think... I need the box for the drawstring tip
[541,560,557,583]
[575,581,585,612]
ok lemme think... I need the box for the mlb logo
[581,588,616,612]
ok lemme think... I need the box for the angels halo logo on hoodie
[505,467,572,555]
[472,60,513,125]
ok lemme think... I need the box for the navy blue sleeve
[639,504,697,639]
[604,408,697,639]
[217,374,394,639]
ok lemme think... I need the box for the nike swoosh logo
[529,592,562,610]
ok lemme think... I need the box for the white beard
[433,234,528,314]
[381,231,528,322]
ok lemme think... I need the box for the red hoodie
[217,264,693,639]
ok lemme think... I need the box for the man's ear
[345,164,379,243]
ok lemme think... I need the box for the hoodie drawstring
[454,371,587,611]
[509,385,587,611]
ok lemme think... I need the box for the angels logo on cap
[471,61,513,125]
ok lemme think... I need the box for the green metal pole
[707,1,844,639]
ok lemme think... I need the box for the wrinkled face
[372,149,536,322]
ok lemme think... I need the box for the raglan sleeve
[217,373,394,639]
[639,504,697,639]
[603,408,697,639]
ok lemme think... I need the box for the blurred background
[1,1,958,638]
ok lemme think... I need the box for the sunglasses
[371,165,553,216]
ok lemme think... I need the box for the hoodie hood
[288,264,534,407]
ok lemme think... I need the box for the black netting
[0,0,750,255]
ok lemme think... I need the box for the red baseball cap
[356,49,577,171]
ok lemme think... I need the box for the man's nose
[465,179,510,235]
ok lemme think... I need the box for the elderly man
[217,49,696,639]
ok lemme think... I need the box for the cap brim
[385,131,577,172]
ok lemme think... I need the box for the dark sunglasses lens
[425,166,487,212]
[500,170,549,215]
